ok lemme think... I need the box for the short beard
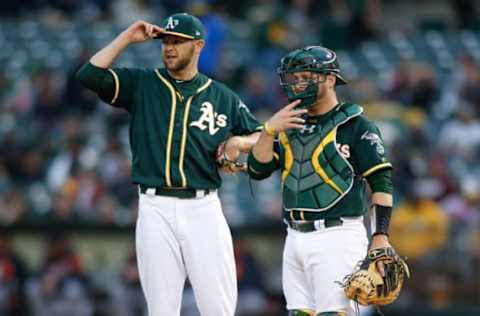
[166,44,195,72]
[316,84,327,100]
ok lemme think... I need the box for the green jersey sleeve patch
[247,150,280,180]
[350,116,392,177]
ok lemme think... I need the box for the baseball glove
[215,141,246,173]
[342,247,410,306]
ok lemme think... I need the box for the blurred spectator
[0,73,10,103]
[352,0,382,42]
[72,169,104,221]
[110,249,146,316]
[458,55,480,113]
[0,187,28,225]
[48,0,82,16]
[0,2,33,16]
[408,64,439,112]
[0,159,11,192]
[389,127,430,200]
[18,146,47,185]
[32,68,64,120]
[427,154,457,200]
[321,0,382,49]
[450,0,479,30]
[386,60,412,105]
[193,1,228,77]
[97,136,127,186]
[47,135,85,192]
[62,49,99,115]
[283,0,317,49]
[27,233,93,316]
[235,239,268,315]
[96,195,120,224]
[439,54,480,119]
[1,1,480,314]
[0,231,28,316]
[438,104,480,153]
[390,179,449,261]
[240,68,277,114]
[48,190,77,223]
[247,0,287,50]
[387,62,439,112]
[319,0,352,50]
[98,136,136,208]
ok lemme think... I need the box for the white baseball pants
[135,191,237,316]
[283,217,368,315]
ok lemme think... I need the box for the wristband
[263,122,277,137]
[370,204,392,236]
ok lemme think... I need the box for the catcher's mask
[277,46,347,108]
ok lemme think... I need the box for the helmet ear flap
[334,73,348,85]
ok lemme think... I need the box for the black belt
[139,185,216,199]
[286,218,343,233]
[284,209,330,221]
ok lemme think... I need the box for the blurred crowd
[1,0,480,315]
[0,230,278,316]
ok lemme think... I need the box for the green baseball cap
[158,13,205,40]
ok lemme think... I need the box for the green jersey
[248,103,392,219]
[77,63,261,189]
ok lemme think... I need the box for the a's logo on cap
[165,17,179,30]
[195,30,201,36]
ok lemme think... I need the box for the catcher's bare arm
[360,167,400,283]
[367,170,394,246]
[227,133,261,154]
[248,100,306,179]
[372,192,392,206]
[251,99,305,162]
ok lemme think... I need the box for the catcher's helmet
[277,46,347,108]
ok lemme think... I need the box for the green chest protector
[280,103,363,211]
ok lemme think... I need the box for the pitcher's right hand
[120,20,164,44]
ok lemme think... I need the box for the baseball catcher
[248,45,409,315]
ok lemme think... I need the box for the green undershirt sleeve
[76,62,117,105]
[247,151,279,180]
[365,168,393,194]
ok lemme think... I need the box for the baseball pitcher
[248,46,408,316]
[77,13,262,316]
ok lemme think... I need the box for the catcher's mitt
[342,247,410,306]
[215,141,246,173]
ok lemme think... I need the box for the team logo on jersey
[165,17,179,30]
[300,124,316,134]
[190,102,227,135]
[337,144,351,159]
[238,100,251,113]
[361,131,385,155]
